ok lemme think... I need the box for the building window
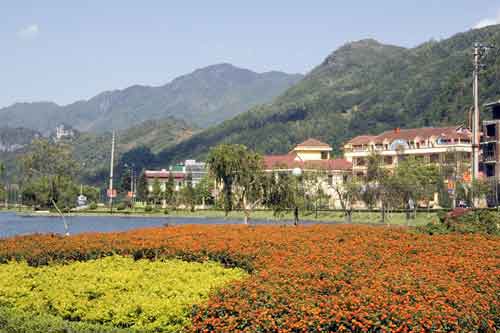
[328,175,334,185]
[384,156,393,165]
[430,154,440,163]
[321,152,328,160]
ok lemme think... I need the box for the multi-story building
[481,100,500,180]
[263,139,352,208]
[343,126,473,177]
[145,160,207,192]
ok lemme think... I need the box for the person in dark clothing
[294,206,299,226]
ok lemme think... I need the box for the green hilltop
[156,25,500,165]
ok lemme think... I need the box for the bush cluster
[0,225,498,332]
[0,256,246,332]
[418,210,500,235]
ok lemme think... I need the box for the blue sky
[1,1,499,108]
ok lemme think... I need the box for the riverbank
[4,208,437,226]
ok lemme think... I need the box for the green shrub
[89,202,98,210]
[144,205,153,212]
[0,256,247,332]
[116,203,126,211]
[163,208,169,215]
[418,210,500,235]
[0,307,136,333]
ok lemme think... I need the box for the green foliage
[89,202,98,210]
[136,171,149,203]
[179,172,195,211]
[418,210,500,235]
[144,205,153,212]
[330,176,362,223]
[19,139,101,210]
[390,156,440,208]
[263,172,303,218]
[151,179,162,206]
[0,256,247,332]
[73,118,193,184]
[116,202,126,211]
[194,175,214,206]
[0,307,137,333]
[207,144,265,220]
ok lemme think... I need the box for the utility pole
[472,43,496,182]
[472,44,481,182]
[108,131,116,213]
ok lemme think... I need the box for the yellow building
[263,139,352,209]
[291,138,332,161]
[343,126,472,177]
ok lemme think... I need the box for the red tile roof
[263,154,352,171]
[145,170,185,179]
[346,127,471,146]
[294,138,332,148]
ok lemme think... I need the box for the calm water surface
[0,212,306,238]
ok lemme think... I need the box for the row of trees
[206,144,495,225]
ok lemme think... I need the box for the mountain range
[156,25,500,166]
[3,24,500,184]
[0,64,303,134]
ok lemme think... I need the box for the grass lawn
[15,205,438,226]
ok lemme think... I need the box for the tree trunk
[243,195,249,225]
[345,209,352,224]
[381,201,386,224]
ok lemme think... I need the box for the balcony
[483,152,497,163]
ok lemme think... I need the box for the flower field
[0,225,499,332]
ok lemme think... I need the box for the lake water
[0,212,306,238]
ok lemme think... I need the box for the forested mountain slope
[157,25,500,165]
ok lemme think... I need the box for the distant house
[263,139,353,209]
[55,124,75,141]
[145,160,207,192]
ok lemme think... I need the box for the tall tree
[152,179,162,207]
[136,170,149,203]
[207,144,265,223]
[363,153,389,223]
[207,144,248,216]
[195,175,214,208]
[263,172,304,225]
[165,172,175,207]
[180,172,195,212]
[330,176,362,223]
